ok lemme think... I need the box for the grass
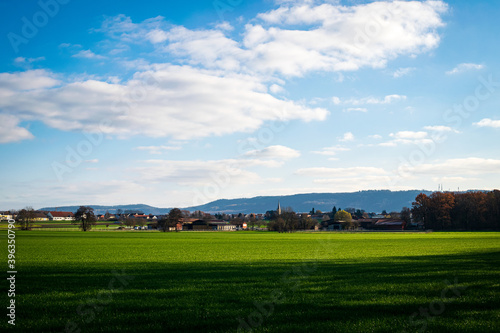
[1,231,499,332]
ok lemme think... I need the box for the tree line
[412,190,500,230]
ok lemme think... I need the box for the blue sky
[1,0,499,210]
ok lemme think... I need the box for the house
[210,221,236,231]
[371,219,405,230]
[187,220,211,231]
[33,211,49,221]
[321,219,345,231]
[356,219,375,229]
[0,212,13,221]
[131,214,150,219]
[47,211,75,221]
[183,220,236,231]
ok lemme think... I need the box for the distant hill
[39,204,170,216]
[40,190,433,215]
[183,190,433,214]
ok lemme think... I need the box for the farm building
[182,220,236,231]
[371,219,406,230]
[33,212,49,221]
[47,211,75,221]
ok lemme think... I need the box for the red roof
[49,211,75,218]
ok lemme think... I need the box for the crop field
[1,231,499,332]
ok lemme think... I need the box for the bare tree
[17,207,35,230]
[168,208,183,232]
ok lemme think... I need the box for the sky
[0,0,499,210]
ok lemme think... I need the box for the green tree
[334,210,356,230]
[73,206,97,232]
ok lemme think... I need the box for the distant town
[3,189,500,232]
[0,202,419,232]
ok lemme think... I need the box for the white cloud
[296,166,388,178]
[85,159,99,163]
[134,145,182,155]
[159,25,244,71]
[0,67,328,141]
[72,50,106,59]
[215,22,233,31]
[408,158,500,176]
[0,114,34,144]
[312,174,391,186]
[380,130,432,146]
[146,29,169,44]
[134,159,270,186]
[0,69,60,91]
[247,0,447,76]
[446,63,484,75]
[269,84,285,94]
[14,57,45,66]
[392,131,428,140]
[473,118,500,128]
[431,176,477,183]
[335,94,406,106]
[339,132,355,142]
[312,145,350,156]
[243,145,300,160]
[423,125,460,133]
[99,1,447,77]
[343,107,367,113]
[392,67,415,78]
[369,134,382,140]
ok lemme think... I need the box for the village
[0,202,422,232]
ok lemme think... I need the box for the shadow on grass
[4,251,500,333]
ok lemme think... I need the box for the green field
[1,231,499,332]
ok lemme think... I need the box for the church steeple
[277,201,282,216]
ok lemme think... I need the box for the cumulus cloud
[296,166,388,178]
[0,114,34,144]
[247,0,447,76]
[72,50,106,59]
[0,67,328,141]
[473,118,500,128]
[333,94,406,106]
[343,107,367,113]
[98,1,447,77]
[446,63,484,75]
[311,145,350,156]
[0,69,60,91]
[339,132,355,142]
[392,67,415,78]
[134,145,182,155]
[243,145,300,160]
[380,130,433,146]
[408,158,500,176]
[296,166,390,187]
[0,1,448,144]
[423,125,460,133]
[134,157,288,187]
